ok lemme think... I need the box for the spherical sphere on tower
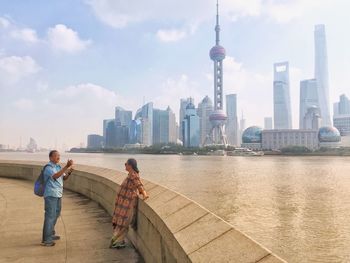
[209,110,227,126]
[210,45,226,61]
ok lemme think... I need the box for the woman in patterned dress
[110,158,149,249]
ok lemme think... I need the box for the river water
[1,152,350,262]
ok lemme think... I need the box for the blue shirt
[43,162,64,198]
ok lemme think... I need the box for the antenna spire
[215,0,220,45]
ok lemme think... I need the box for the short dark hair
[49,150,58,158]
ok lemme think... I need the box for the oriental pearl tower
[205,0,228,147]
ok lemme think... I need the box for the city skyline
[1,1,350,148]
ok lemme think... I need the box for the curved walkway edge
[0,177,142,263]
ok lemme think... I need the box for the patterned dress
[111,171,144,242]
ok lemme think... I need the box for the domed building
[241,126,263,150]
[318,126,341,148]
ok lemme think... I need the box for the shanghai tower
[314,24,331,126]
[205,0,228,147]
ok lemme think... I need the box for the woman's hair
[127,158,139,173]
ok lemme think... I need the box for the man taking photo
[41,150,73,246]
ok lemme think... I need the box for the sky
[0,0,349,149]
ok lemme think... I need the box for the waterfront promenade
[0,178,141,263]
[0,160,285,263]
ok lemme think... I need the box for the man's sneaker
[40,242,56,247]
[52,235,61,241]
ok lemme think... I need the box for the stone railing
[0,160,286,263]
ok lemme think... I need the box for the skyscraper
[299,79,319,129]
[115,107,132,127]
[314,24,331,126]
[197,96,213,146]
[226,94,238,146]
[339,94,350,115]
[153,107,177,145]
[264,117,273,130]
[135,102,153,146]
[179,98,194,142]
[303,106,321,130]
[273,62,292,129]
[182,102,200,147]
[206,0,228,147]
[103,119,114,147]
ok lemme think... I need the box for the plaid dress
[112,171,144,230]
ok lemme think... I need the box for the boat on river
[227,148,264,156]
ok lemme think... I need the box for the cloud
[47,24,91,53]
[0,55,41,86]
[13,98,34,110]
[156,28,187,42]
[0,17,10,28]
[87,0,263,30]
[10,28,39,43]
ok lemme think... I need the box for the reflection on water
[1,152,350,262]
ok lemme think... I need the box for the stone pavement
[0,178,142,263]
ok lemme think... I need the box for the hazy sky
[0,0,349,149]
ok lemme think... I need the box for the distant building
[153,107,177,145]
[182,102,200,147]
[238,113,246,145]
[241,126,262,150]
[197,96,213,146]
[299,79,319,129]
[105,121,117,148]
[103,119,114,147]
[179,98,194,142]
[273,62,292,129]
[264,117,273,130]
[339,94,350,115]
[315,24,331,126]
[135,102,153,146]
[262,129,319,151]
[318,126,341,148]
[87,134,104,149]
[226,94,238,146]
[27,138,38,152]
[333,115,350,136]
[115,107,132,127]
[303,106,321,130]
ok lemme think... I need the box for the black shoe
[52,235,61,241]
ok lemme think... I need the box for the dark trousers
[42,196,61,243]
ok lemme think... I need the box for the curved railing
[0,160,286,263]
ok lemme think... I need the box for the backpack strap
[41,163,54,184]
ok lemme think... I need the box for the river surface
[1,152,350,262]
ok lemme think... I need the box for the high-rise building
[299,79,319,129]
[206,0,228,147]
[303,106,321,130]
[333,102,340,117]
[314,24,331,126]
[339,94,350,115]
[135,102,153,146]
[264,117,273,130]
[273,62,292,129]
[103,119,114,146]
[226,94,238,146]
[179,98,194,142]
[238,112,246,145]
[105,121,117,148]
[153,107,177,145]
[197,96,213,146]
[182,102,200,147]
[87,134,104,149]
[115,107,132,127]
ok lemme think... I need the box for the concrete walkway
[0,178,142,263]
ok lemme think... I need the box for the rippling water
[1,152,350,262]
